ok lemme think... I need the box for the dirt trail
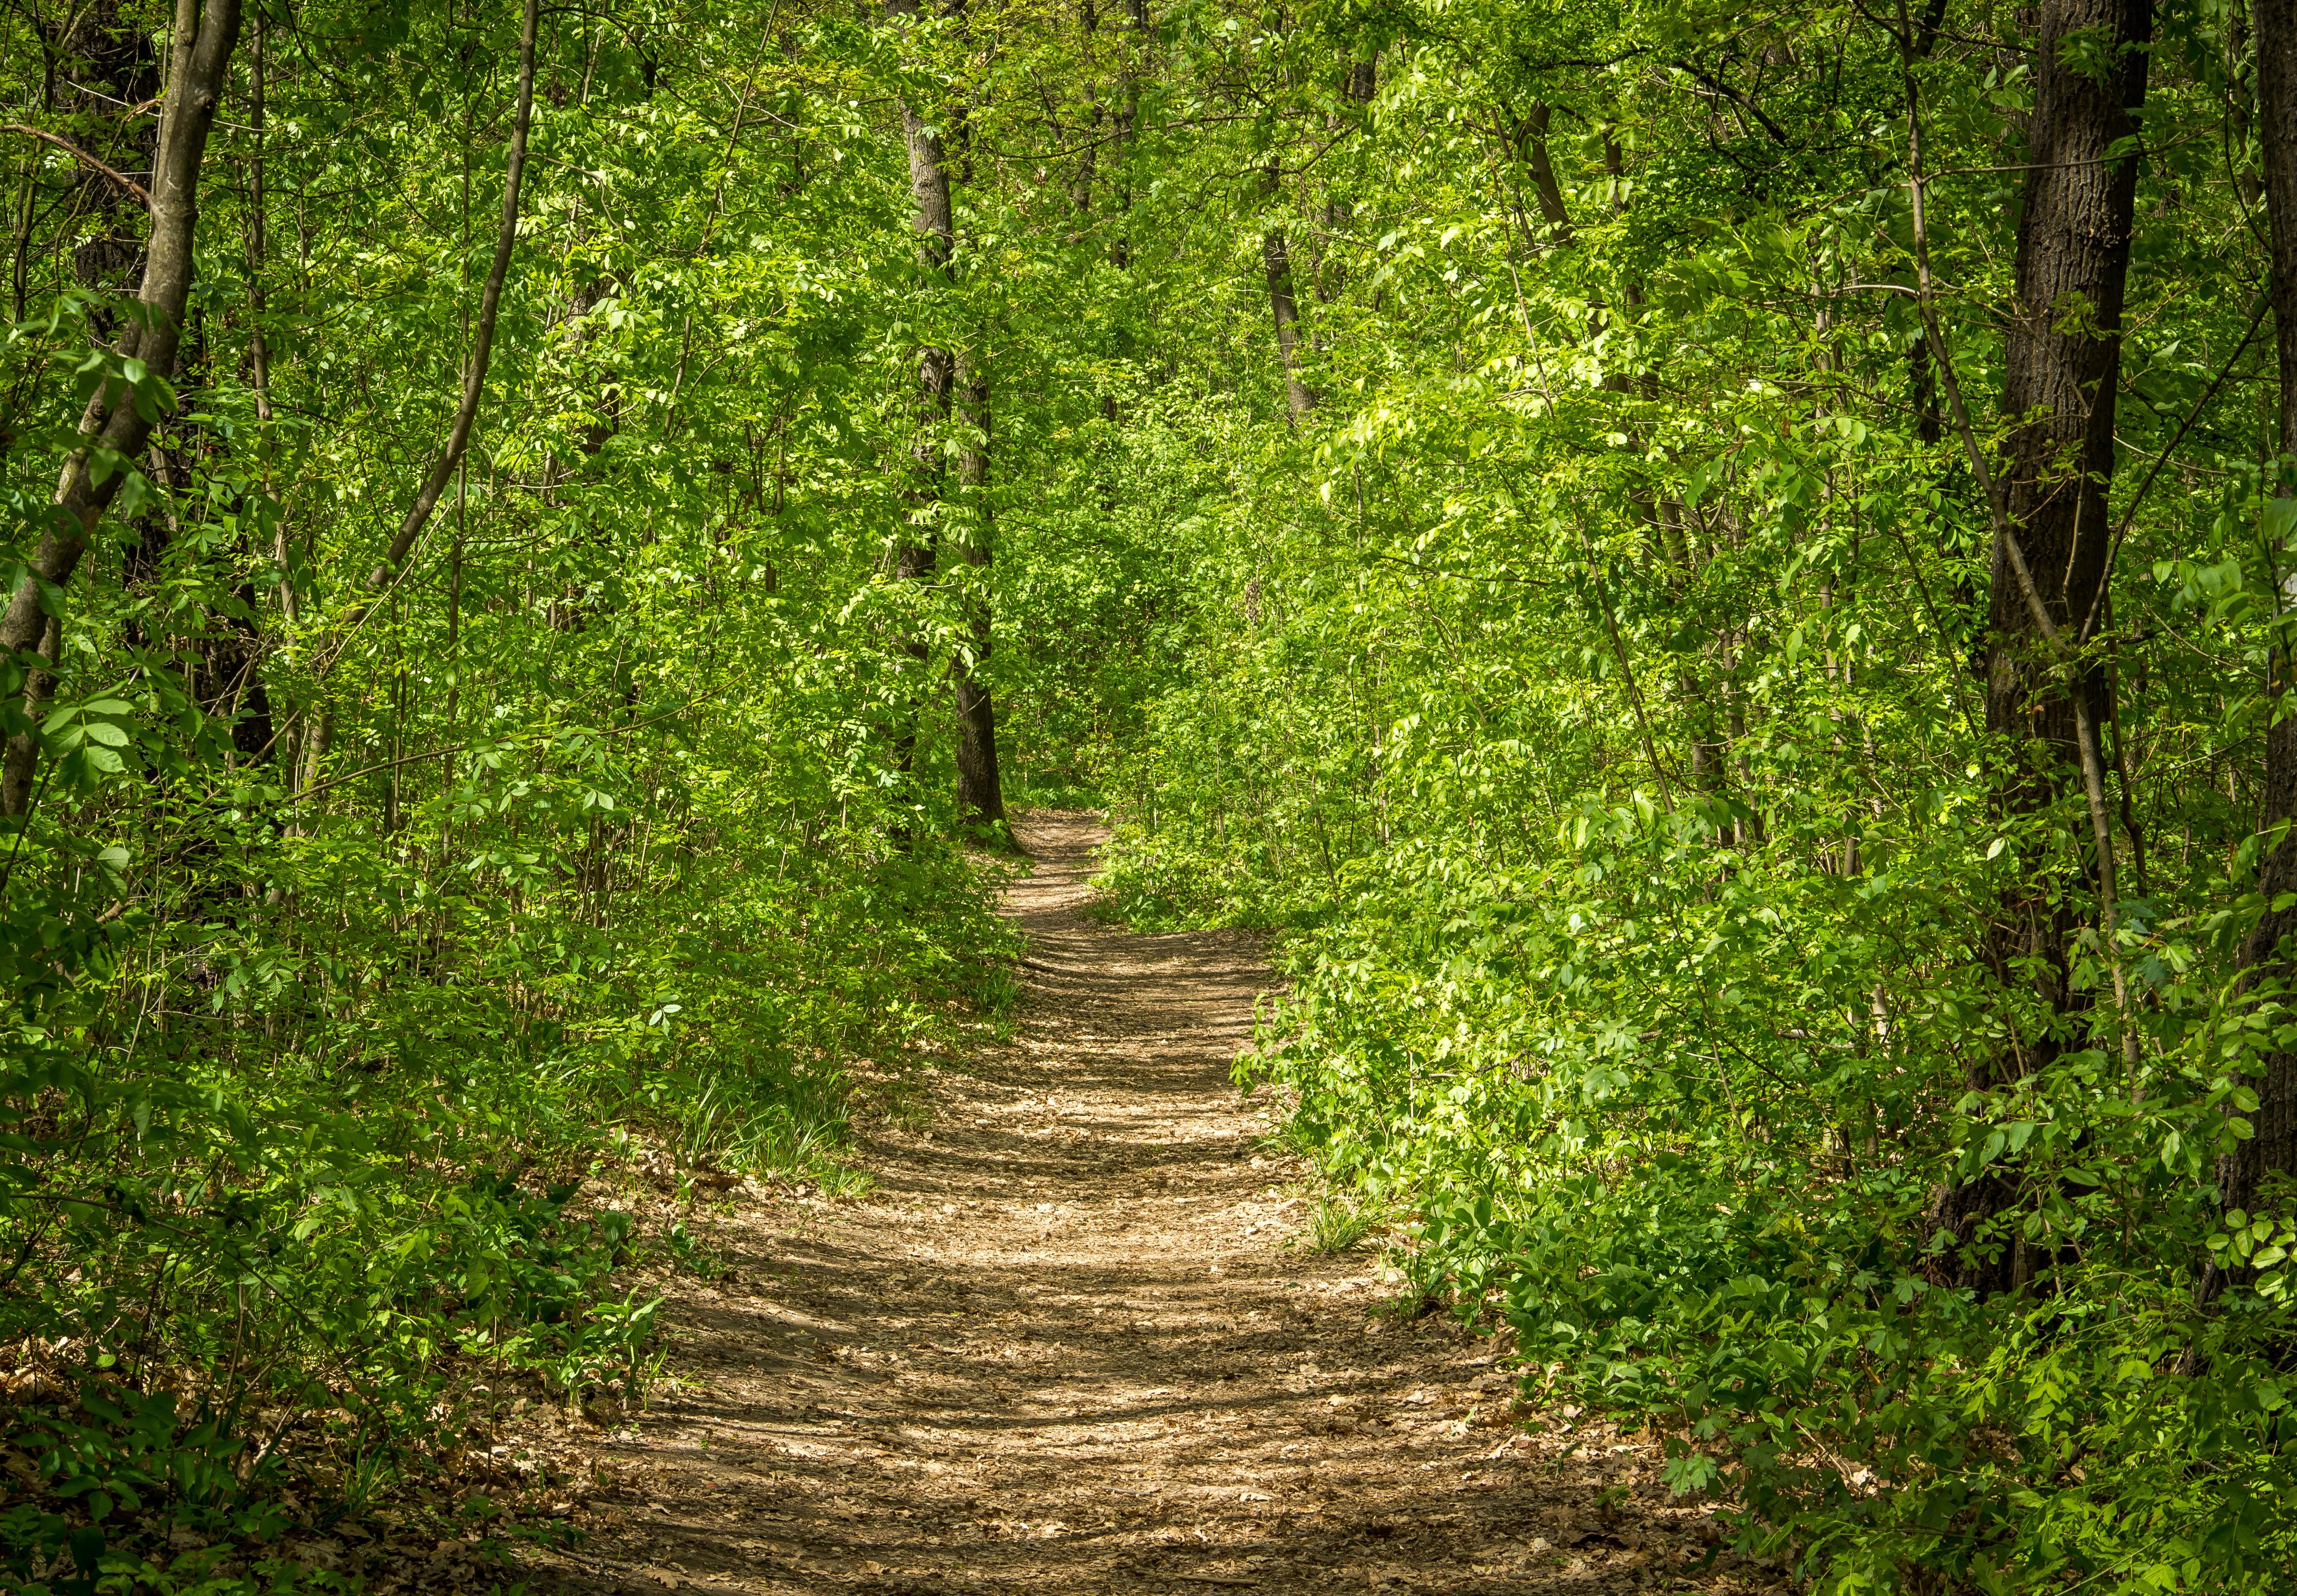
[529,815,1757,1596]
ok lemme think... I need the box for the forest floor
[508,814,1770,1596]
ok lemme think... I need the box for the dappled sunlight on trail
[522,816,1753,1596]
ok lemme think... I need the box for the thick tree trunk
[56,0,162,331]
[2212,0,2297,1259]
[0,0,242,817]
[1936,0,2152,1297]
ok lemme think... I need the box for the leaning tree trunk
[284,0,534,836]
[2208,0,2297,1285]
[1935,0,2152,1298]
[360,0,537,598]
[0,0,243,817]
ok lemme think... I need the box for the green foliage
[1297,1191,1378,1255]
[0,0,1046,1579]
[9,0,2297,1590]
[1092,0,2297,1589]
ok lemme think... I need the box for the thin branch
[287,688,716,806]
[0,123,150,203]
[358,0,539,599]
[1676,62,1790,145]
[1575,521,1677,813]
[2079,291,2272,644]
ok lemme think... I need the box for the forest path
[530,815,1747,1596]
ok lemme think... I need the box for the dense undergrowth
[0,0,1072,1584]
[1090,2,2297,1590]
[1106,559,2297,1588]
[0,710,1018,1591]
[14,0,2297,1588]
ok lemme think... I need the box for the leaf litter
[485,815,1771,1596]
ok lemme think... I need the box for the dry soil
[518,813,1768,1596]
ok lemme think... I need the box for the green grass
[1298,1191,1377,1254]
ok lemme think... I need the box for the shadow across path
[524,815,1745,1596]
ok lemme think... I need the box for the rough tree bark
[1933,0,2152,1297]
[2208,0,2297,1277]
[0,0,242,817]
[52,0,162,334]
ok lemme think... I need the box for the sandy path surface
[528,814,1756,1596]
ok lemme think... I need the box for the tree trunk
[1315,55,1373,304]
[2209,0,2297,1279]
[1261,162,1315,424]
[0,0,242,817]
[891,0,958,509]
[953,360,1006,830]
[1110,0,1145,267]
[57,0,163,332]
[360,0,539,595]
[888,0,962,795]
[1522,102,1573,247]
[1936,0,2152,1297]
[1071,0,1101,223]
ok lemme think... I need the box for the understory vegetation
[1095,2,2297,1592]
[7,0,2297,1588]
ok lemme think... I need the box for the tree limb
[0,123,150,203]
[360,0,540,595]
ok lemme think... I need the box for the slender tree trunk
[248,15,291,620]
[1935,0,2152,1297]
[1900,0,1950,447]
[0,0,242,817]
[887,0,962,795]
[360,0,538,596]
[1261,162,1315,424]
[953,359,1005,829]
[1522,102,1574,247]
[1314,55,1373,304]
[891,0,958,505]
[1071,0,1101,223]
[7,151,34,326]
[1110,0,1145,267]
[2209,0,2297,1279]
